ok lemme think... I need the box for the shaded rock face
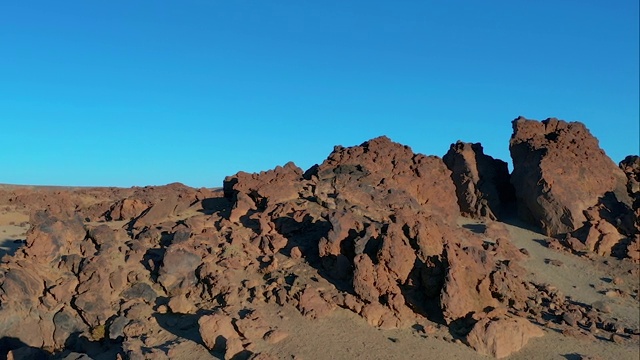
[618,156,640,261]
[620,155,640,211]
[509,117,630,236]
[443,141,515,220]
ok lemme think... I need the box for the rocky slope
[0,118,637,360]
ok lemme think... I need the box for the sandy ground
[248,302,640,360]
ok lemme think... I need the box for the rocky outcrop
[509,117,631,236]
[619,156,640,261]
[0,133,634,359]
[620,155,640,211]
[443,141,514,220]
[223,136,533,328]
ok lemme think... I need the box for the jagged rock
[167,294,196,314]
[121,282,157,303]
[313,136,459,222]
[443,141,514,220]
[223,162,304,209]
[198,312,239,351]
[620,155,640,203]
[158,247,202,296]
[108,198,148,221]
[440,242,498,322]
[510,117,630,235]
[23,211,87,262]
[296,287,334,319]
[53,307,87,348]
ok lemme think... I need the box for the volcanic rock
[466,315,544,359]
[0,132,633,359]
[219,136,532,328]
[443,141,514,220]
[620,155,640,203]
[198,312,240,351]
[509,117,630,236]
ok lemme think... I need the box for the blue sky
[1,1,638,187]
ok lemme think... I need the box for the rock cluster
[0,118,637,359]
[506,117,638,262]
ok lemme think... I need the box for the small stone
[562,311,580,327]
[604,290,619,298]
[264,329,289,344]
[545,259,563,267]
[610,334,624,344]
[290,246,303,259]
[168,294,195,314]
[592,301,612,313]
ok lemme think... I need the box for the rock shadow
[0,337,47,359]
[153,311,228,360]
[461,223,486,234]
[200,197,232,216]
[0,238,25,258]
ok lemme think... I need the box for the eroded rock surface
[510,117,630,236]
[443,141,514,220]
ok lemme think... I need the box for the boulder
[510,117,630,235]
[466,316,544,358]
[198,312,239,352]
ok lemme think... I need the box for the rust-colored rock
[198,312,239,351]
[0,132,632,359]
[443,142,514,220]
[466,315,544,358]
[509,117,630,236]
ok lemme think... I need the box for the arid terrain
[0,117,638,360]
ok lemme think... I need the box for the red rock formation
[443,141,514,220]
[466,314,544,359]
[222,136,530,327]
[510,117,631,235]
[0,134,631,359]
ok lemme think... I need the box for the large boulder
[223,162,304,209]
[466,315,544,359]
[509,117,630,235]
[443,141,514,220]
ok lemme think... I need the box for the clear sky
[1,1,638,188]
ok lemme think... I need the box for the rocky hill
[0,117,637,360]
